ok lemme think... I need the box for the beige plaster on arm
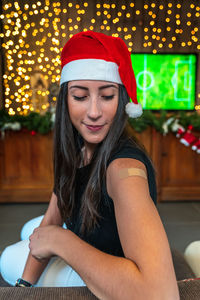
[118,167,147,180]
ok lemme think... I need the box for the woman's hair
[53,81,155,234]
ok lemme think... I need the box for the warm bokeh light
[1,0,199,115]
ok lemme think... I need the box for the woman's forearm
[21,215,51,284]
[21,193,63,285]
[53,228,172,300]
[21,252,50,285]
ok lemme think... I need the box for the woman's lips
[85,124,104,131]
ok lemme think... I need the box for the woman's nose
[87,97,102,118]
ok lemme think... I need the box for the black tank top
[53,138,157,257]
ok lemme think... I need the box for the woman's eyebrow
[99,85,118,90]
[69,85,88,90]
[69,84,118,90]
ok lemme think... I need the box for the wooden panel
[161,186,200,201]
[0,188,52,203]
[0,127,200,203]
[0,130,54,202]
[160,132,200,201]
[126,125,200,202]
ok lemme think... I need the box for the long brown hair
[53,82,155,234]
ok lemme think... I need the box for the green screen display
[131,54,197,110]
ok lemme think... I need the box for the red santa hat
[60,31,142,118]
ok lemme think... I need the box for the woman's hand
[29,225,63,261]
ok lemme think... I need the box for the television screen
[131,53,197,110]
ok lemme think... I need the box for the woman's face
[67,80,119,147]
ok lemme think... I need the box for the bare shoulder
[107,157,147,172]
[106,157,148,201]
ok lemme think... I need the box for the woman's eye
[102,95,114,100]
[72,95,115,101]
[73,96,87,101]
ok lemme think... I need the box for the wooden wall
[0,130,54,202]
[127,125,200,202]
[0,125,200,203]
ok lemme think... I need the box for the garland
[129,110,200,153]
[128,110,200,134]
[0,108,55,138]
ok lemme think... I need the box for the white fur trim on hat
[60,59,123,85]
[125,102,143,118]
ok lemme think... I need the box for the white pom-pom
[125,102,143,118]
[180,138,189,146]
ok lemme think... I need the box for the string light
[1,1,199,115]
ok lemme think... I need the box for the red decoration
[180,125,197,146]
[176,127,185,138]
[191,138,200,151]
[31,130,36,136]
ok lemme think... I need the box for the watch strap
[15,278,34,287]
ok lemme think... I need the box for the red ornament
[191,138,200,151]
[197,145,200,154]
[191,138,200,154]
[31,130,36,136]
[176,127,185,138]
[180,125,197,146]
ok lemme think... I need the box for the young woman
[0,31,180,299]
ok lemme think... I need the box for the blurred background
[0,0,200,256]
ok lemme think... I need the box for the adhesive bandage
[118,168,147,180]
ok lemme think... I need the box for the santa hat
[60,31,142,118]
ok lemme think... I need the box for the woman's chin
[82,133,105,145]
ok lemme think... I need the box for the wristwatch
[15,278,34,287]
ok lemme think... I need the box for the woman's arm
[21,191,62,284]
[29,158,180,299]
